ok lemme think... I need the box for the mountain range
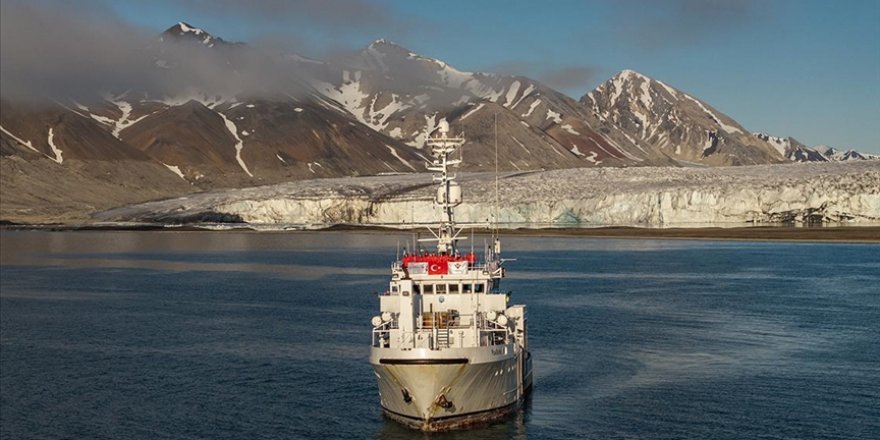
[0,22,875,223]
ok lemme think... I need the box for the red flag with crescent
[428,261,447,275]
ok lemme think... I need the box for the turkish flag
[428,261,448,275]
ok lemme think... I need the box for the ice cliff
[98,162,880,227]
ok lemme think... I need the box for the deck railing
[371,313,512,348]
[390,259,499,273]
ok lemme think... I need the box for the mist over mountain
[1,15,876,224]
[0,3,315,103]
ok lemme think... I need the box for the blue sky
[95,0,880,153]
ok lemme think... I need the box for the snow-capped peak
[177,22,204,36]
[360,39,458,77]
[363,39,428,63]
[617,69,648,81]
[609,69,678,96]
[366,38,409,52]
[369,38,390,48]
[812,145,875,161]
[754,132,791,157]
[162,22,221,47]
[752,133,877,162]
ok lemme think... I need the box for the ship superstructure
[369,121,532,431]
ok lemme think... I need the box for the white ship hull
[368,124,532,431]
[370,344,532,431]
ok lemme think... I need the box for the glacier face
[97,162,880,227]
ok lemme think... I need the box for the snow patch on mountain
[511,136,530,154]
[171,22,218,47]
[104,97,152,138]
[110,99,132,137]
[406,114,441,148]
[477,82,505,104]
[522,99,541,118]
[505,82,534,109]
[315,70,370,124]
[365,94,410,130]
[177,22,204,35]
[638,78,653,109]
[656,80,678,97]
[386,145,416,171]
[460,103,485,120]
[503,81,521,108]
[153,93,229,109]
[684,94,742,134]
[88,113,115,127]
[759,133,789,156]
[216,111,253,177]
[315,72,413,131]
[561,124,580,135]
[47,128,63,164]
[1,125,39,154]
[162,163,187,181]
[437,63,474,89]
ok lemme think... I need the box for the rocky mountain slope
[2,22,876,224]
[582,70,785,166]
[308,40,676,169]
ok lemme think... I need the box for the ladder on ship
[436,327,450,349]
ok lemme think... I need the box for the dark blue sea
[1,230,878,439]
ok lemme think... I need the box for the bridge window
[436,284,447,294]
[475,283,485,293]
[422,285,433,294]
[463,284,472,293]
[413,285,421,294]
[449,284,459,294]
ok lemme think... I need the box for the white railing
[371,320,395,348]
[371,313,512,348]
[389,261,497,274]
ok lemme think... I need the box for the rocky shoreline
[2,221,878,243]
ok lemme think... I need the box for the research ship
[369,121,532,431]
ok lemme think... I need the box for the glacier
[96,162,880,228]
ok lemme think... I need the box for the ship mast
[425,120,464,255]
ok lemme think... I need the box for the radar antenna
[425,120,464,254]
